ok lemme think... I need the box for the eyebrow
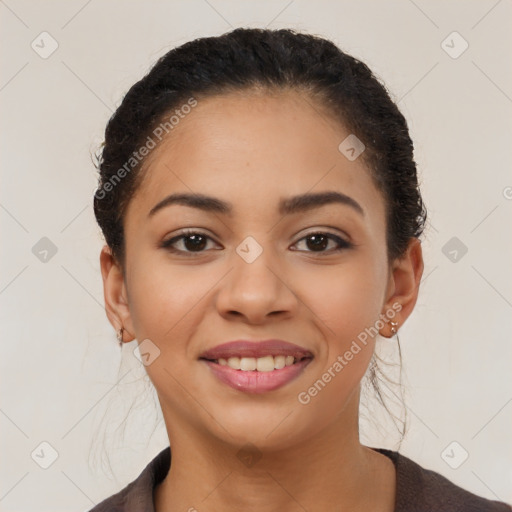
[148,191,365,218]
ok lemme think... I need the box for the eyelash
[160,229,353,256]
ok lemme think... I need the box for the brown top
[88,446,511,512]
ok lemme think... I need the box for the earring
[390,321,399,337]
[116,327,124,346]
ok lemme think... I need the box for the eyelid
[160,229,221,253]
[293,226,352,244]
[291,230,353,252]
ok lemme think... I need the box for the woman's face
[107,90,408,450]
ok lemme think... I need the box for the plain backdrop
[1,1,511,510]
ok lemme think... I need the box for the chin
[204,403,313,452]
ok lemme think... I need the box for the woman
[90,27,511,511]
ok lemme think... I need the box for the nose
[215,245,298,325]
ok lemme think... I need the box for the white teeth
[256,355,275,372]
[240,357,257,371]
[215,355,302,371]
[274,355,286,369]
[227,357,240,369]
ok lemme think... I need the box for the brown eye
[161,231,218,254]
[292,232,352,253]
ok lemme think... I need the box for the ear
[99,245,135,342]
[379,237,424,338]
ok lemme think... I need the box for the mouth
[199,340,314,393]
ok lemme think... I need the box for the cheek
[124,260,212,416]
[293,274,380,427]
[293,252,386,401]
[297,254,386,351]
[126,258,210,340]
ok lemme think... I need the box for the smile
[201,355,313,393]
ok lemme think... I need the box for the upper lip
[199,340,313,360]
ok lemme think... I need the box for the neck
[154,393,396,512]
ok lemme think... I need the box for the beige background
[1,0,511,510]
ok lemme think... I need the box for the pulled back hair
[93,27,427,444]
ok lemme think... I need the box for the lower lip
[202,358,312,394]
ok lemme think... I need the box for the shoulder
[374,448,512,512]
[87,447,171,512]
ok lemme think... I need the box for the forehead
[126,90,385,223]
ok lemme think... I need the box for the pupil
[185,235,206,251]
[307,234,327,251]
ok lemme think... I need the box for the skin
[100,89,424,512]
